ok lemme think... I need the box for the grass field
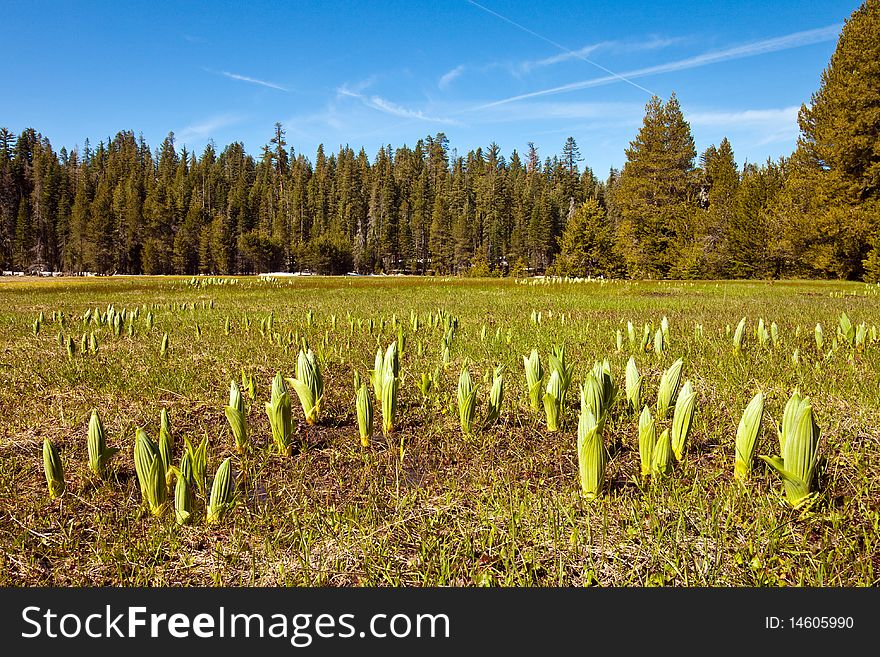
[1,275,878,586]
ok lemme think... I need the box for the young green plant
[457,365,477,435]
[134,428,166,516]
[266,372,294,455]
[224,380,248,452]
[207,457,236,524]
[287,349,324,425]
[356,383,373,447]
[523,349,544,412]
[577,405,606,500]
[656,357,684,418]
[87,409,118,478]
[43,438,65,500]
[759,394,821,508]
[484,366,504,427]
[670,380,696,461]
[734,391,765,481]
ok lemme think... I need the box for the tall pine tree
[612,94,697,277]
[787,0,880,279]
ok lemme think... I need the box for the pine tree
[13,200,31,271]
[142,133,178,274]
[697,137,739,276]
[88,177,115,273]
[612,94,697,278]
[726,160,783,278]
[788,0,880,279]
[562,137,582,175]
[428,187,452,274]
[551,199,620,277]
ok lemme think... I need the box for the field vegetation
[1,275,878,586]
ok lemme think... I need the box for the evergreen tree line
[1,0,877,281]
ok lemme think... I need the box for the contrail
[465,0,655,96]
[221,71,288,92]
[469,23,841,111]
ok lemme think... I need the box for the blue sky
[1,0,859,174]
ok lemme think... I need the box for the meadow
[0,275,878,586]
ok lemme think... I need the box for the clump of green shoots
[43,438,65,500]
[549,344,575,406]
[855,322,867,349]
[288,348,324,425]
[523,349,544,412]
[733,317,747,354]
[134,428,166,516]
[224,381,248,452]
[159,408,174,486]
[670,380,696,461]
[543,369,564,432]
[756,318,770,349]
[266,372,294,455]
[656,357,684,418]
[371,348,386,401]
[838,312,854,346]
[174,474,192,526]
[577,405,606,500]
[241,368,257,401]
[417,370,436,400]
[356,382,373,447]
[184,435,208,497]
[734,391,765,481]
[87,409,118,478]
[759,392,821,508]
[375,341,400,434]
[579,361,614,433]
[592,360,615,414]
[653,326,664,358]
[457,365,478,435]
[484,366,504,427]
[652,428,673,479]
[637,406,673,481]
[207,457,236,524]
[638,406,656,477]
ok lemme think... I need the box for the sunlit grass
[0,275,877,586]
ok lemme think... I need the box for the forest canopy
[1,0,877,281]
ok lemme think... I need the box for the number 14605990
[765,617,854,629]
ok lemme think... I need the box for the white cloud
[471,100,643,124]
[474,23,841,110]
[220,71,288,91]
[519,43,606,73]
[176,114,244,145]
[688,106,800,127]
[688,106,802,148]
[517,37,683,74]
[337,85,462,125]
[439,65,466,89]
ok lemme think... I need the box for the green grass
[0,275,878,586]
